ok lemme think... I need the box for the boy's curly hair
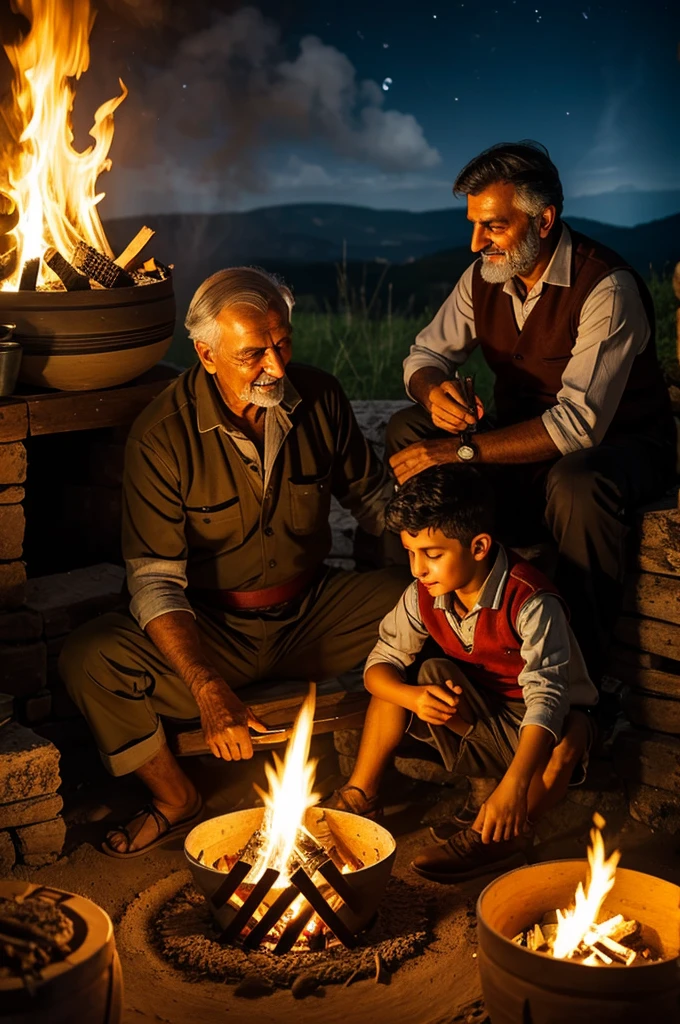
[385,464,495,546]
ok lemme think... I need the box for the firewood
[19,258,39,291]
[44,248,90,291]
[71,241,134,288]
[0,193,19,234]
[114,225,154,270]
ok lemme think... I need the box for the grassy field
[169,274,677,402]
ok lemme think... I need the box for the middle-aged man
[387,141,676,682]
[59,266,407,858]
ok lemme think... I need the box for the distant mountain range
[104,203,679,331]
[563,189,680,227]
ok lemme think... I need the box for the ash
[154,877,432,988]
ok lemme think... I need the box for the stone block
[19,688,52,725]
[622,689,680,735]
[0,693,13,721]
[25,563,125,638]
[0,608,43,643]
[627,782,680,834]
[14,816,66,864]
[0,442,26,484]
[0,561,27,609]
[333,728,362,757]
[612,727,680,793]
[0,829,15,874]
[394,754,458,786]
[0,485,24,504]
[0,504,25,560]
[0,642,46,697]
[0,721,61,803]
[0,792,63,829]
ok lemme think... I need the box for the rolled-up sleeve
[403,263,478,397]
[541,271,650,454]
[515,594,572,742]
[364,580,427,678]
[122,436,193,629]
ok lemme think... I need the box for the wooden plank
[607,661,680,699]
[613,727,680,792]
[170,690,370,758]
[613,616,680,661]
[622,573,680,627]
[622,689,680,735]
[24,364,179,436]
[635,509,680,577]
[0,400,28,442]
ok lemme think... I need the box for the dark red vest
[417,551,562,699]
[471,227,674,445]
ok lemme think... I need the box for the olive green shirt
[123,362,390,628]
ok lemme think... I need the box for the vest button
[264,526,274,536]
[268,559,277,568]
[513,353,524,361]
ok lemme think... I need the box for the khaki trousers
[59,565,408,776]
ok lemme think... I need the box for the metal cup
[0,324,20,396]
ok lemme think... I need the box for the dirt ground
[10,734,680,1024]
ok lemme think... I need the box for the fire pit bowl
[185,806,396,942]
[476,859,680,1024]
[0,276,175,391]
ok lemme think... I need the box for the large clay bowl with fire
[476,860,680,1024]
[185,805,396,936]
[0,276,175,391]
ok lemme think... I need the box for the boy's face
[401,527,489,597]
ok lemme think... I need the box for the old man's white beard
[240,372,285,407]
[480,218,541,283]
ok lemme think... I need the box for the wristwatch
[456,434,478,461]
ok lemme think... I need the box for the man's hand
[473,776,528,844]
[389,437,458,485]
[427,380,484,434]
[194,678,268,761]
[412,680,463,725]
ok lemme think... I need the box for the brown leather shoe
[323,785,382,821]
[411,826,527,883]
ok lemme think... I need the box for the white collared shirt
[403,224,651,453]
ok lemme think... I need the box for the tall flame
[250,684,320,885]
[551,815,621,960]
[0,0,126,289]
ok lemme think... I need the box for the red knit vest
[470,227,674,445]
[417,551,563,699]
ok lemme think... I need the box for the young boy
[331,464,598,882]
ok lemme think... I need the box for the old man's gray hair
[185,267,294,351]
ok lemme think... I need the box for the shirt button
[249,463,258,471]
[264,527,274,536]
[513,353,524,361]
[203,517,211,524]
[268,559,276,568]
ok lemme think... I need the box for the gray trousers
[384,403,676,680]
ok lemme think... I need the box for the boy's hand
[473,776,528,843]
[412,680,462,725]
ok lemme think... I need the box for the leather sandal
[323,785,382,821]
[102,800,204,859]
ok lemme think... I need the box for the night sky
[3,0,680,223]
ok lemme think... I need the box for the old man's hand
[389,438,458,485]
[428,380,484,434]
[195,679,268,761]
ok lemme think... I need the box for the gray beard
[240,373,285,407]
[479,219,541,283]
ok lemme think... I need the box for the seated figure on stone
[332,464,598,882]
[59,266,408,858]
[385,141,676,684]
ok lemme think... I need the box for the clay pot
[0,879,122,1024]
[0,277,175,391]
[185,806,396,935]
[476,860,680,1024]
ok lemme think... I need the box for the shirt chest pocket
[184,498,243,552]
[288,471,332,535]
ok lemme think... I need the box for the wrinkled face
[196,301,292,409]
[467,182,542,283]
[400,527,482,597]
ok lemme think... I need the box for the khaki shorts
[407,657,592,782]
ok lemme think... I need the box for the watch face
[457,444,476,461]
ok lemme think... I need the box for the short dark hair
[385,465,495,545]
[453,141,563,219]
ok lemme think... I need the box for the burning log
[309,808,364,873]
[71,241,134,288]
[0,235,17,284]
[44,248,89,291]
[114,226,154,271]
[19,258,39,291]
[0,193,19,235]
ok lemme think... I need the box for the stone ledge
[25,563,126,638]
[0,721,61,803]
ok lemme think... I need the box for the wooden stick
[114,226,155,270]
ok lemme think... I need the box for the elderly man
[59,267,407,857]
[386,141,675,682]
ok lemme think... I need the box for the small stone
[14,816,66,860]
[233,972,274,999]
[291,972,321,999]
[0,792,63,829]
[0,721,61,803]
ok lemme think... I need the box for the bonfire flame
[249,684,321,885]
[552,813,621,960]
[0,0,126,289]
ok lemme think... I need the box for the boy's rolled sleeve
[515,594,572,742]
[364,580,428,680]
